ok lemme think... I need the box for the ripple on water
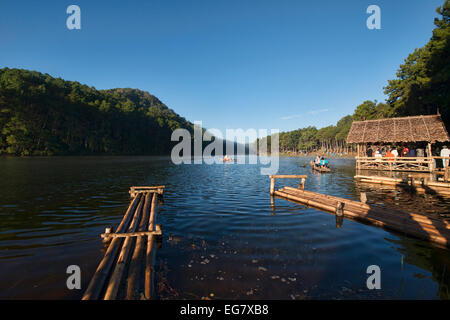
[0,156,449,299]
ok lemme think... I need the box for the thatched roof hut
[346,115,450,144]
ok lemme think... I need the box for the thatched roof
[346,115,450,144]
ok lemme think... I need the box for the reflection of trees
[386,236,450,299]
[339,161,450,299]
[352,178,450,299]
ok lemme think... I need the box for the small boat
[222,155,234,162]
[310,161,331,173]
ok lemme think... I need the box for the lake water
[0,156,449,299]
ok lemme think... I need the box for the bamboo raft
[355,175,450,195]
[310,161,331,173]
[82,186,165,300]
[270,175,450,248]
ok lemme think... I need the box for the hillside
[0,68,193,156]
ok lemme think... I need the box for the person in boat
[319,156,329,168]
[314,155,321,167]
[223,155,231,162]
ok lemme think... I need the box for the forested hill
[0,68,193,156]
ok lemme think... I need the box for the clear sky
[0,0,443,134]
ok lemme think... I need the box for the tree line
[259,1,449,155]
[0,68,194,156]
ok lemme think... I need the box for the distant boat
[310,161,331,173]
[222,155,234,162]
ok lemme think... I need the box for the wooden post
[427,143,434,172]
[336,215,343,229]
[360,192,367,204]
[298,178,306,190]
[356,144,361,170]
[336,202,344,216]
[270,176,275,195]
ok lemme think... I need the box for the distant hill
[0,68,193,156]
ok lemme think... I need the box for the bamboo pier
[82,186,165,300]
[270,175,450,248]
[355,175,450,195]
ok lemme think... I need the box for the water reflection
[0,156,448,299]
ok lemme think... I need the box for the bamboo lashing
[101,229,162,239]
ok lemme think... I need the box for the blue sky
[0,0,443,133]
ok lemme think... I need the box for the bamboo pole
[270,175,308,179]
[270,177,275,196]
[103,194,145,300]
[82,194,142,300]
[101,229,162,239]
[428,143,434,172]
[357,178,450,196]
[126,193,151,300]
[145,192,158,299]
[355,175,450,188]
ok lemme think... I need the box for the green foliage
[352,100,390,121]
[262,1,449,152]
[384,0,450,127]
[0,68,193,156]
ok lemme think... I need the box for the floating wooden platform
[310,161,331,173]
[270,175,450,248]
[355,175,450,195]
[82,186,165,300]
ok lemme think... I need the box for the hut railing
[355,156,450,172]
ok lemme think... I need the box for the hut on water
[346,114,450,172]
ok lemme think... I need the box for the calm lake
[0,156,449,299]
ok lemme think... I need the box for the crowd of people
[365,145,450,168]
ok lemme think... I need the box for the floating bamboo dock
[270,175,450,248]
[355,175,450,195]
[82,186,165,300]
